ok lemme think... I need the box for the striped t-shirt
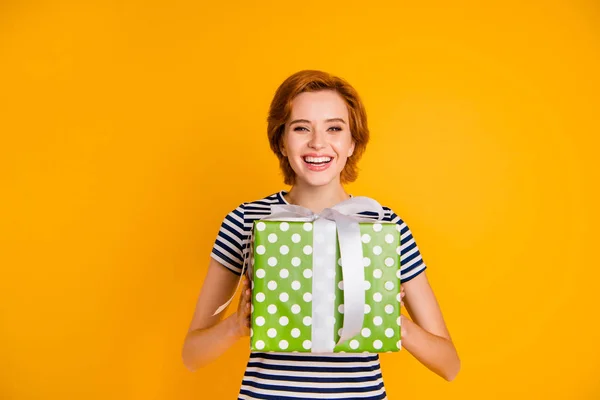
[211,190,427,400]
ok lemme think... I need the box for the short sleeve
[388,209,427,283]
[210,203,247,276]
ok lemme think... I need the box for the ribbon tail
[334,214,366,345]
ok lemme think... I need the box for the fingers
[400,285,405,307]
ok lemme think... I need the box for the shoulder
[222,191,285,224]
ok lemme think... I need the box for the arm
[181,257,252,371]
[400,271,461,381]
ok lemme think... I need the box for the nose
[308,128,326,150]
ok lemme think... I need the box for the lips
[303,156,333,165]
[302,154,333,172]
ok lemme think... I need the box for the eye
[293,126,309,132]
[328,126,342,132]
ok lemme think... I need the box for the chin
[296,173,339,188]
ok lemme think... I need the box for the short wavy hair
[267,70,370,185]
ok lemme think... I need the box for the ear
[280,143,287,157]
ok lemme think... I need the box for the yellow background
[1,1,598,399]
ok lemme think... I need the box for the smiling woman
[182,70,460,399]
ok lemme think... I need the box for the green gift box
[249,218,402,353]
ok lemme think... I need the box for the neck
[285,181,351,213]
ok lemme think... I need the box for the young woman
[182,70,460,399]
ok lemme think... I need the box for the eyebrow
[289,118,347,125]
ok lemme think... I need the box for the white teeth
[304,156,332,163]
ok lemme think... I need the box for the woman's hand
[400,284,407,337]
[231,275,252,338]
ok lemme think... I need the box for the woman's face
[282,90,355,188]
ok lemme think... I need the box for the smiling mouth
[303,156,333,166]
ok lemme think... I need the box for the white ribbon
[213,196,385,353]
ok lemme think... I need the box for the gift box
[249,206,402,353]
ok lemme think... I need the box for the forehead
[290,90,348,120]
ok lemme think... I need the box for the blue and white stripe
[210,190,427,400]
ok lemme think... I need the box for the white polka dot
[303,292,312,302]
[361,234,371,243]
[291,328,301,338]
[280,245,289,255]
[268,257,278,267]
[361,328,371,337]
[268,233,278,243]
[385,328,394,338]
[268,304,277,314]
[303,245,313,255]
[279,222,289,231]
[256,222,266,231]
[385,234,394,244]
[396,270,401,279]
[373,223,382,232]
[251,304,253,313]
[256,245,266,255]
[279,340,289,350]
[338,304,344,314]
[279,292,289,302]
[280,269,289,278]
[396,246,401,255]
[279,316,289,326]
[292,233,301,243]
[364,304,371,314]
[268,281,277,290]
[303,269,312,279]
[303,316,312,326]
[397,293,402,302]
[255,292,265,302]
[373,246,382,255]
[291,257,301,267]
[397,316,402,326]
[385,304,394,314]
[338,328,343,337]
[315,233,325,243]
[250,328,253,337]
[397,340,401,349]
[373,269,382,279]
[255,269,265,278]
[364,280,371,290]
[338,281,344,290]
[373,340,383,349]
[373,292,383,302]
[291,304,301,314]
[363,257,371,267]
[385,257,395,267]
[349,340,360,349]
[303,223,313,231]
[303,340,312,349]
[255,316,265,326]
[267,328,277,338]
[255,340,265,349]
[337,258,343,266]
[373,316,383,326]
[385,281,394,290]
[291,281,301,290]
